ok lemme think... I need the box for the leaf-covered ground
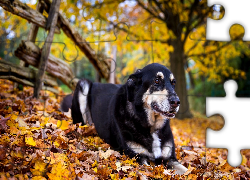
[0,79,250,179]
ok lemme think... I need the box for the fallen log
[0,60,59,94]
[15,41,79,89]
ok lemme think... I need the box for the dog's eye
[171,79,176,85]
[155,78,160,84]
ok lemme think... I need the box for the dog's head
[126,63,180,126]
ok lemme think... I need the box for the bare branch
[136,0,165,22]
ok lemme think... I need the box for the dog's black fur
[67,63,187,174]
[60,94,73,112]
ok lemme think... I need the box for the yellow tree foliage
[1,0,250,83]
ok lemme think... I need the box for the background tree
[79,0,249,119]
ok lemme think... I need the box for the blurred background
[1,0,250,119]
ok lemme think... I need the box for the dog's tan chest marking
[154,115,167,130]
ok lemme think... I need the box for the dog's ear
[126,72,142,102]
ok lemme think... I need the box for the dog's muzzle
[169,96,180,109]
[150,92,180,118]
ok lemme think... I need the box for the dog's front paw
[167,161,188,175]
[173,163,188,175]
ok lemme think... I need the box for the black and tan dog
[64,63,187,174]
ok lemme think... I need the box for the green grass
[60,84,72,93]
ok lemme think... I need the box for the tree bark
[170,40,193,119]
[0,0,60,34]
[33,0,61,98]
[15,41,78,89]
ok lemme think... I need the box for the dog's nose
[170,98,180,108]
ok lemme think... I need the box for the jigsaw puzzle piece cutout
[188,3,225,41]
[229,24,245,41]
[33,29,79,63]
[82,3,166,42]
[206,80,250,167]
[79,5,117,43]
[207,0,250,41]
[203,148,250,178]
[127,20,166,42]
[39,29,80,63]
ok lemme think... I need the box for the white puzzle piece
[206,80,250,167]
[207,0,250,41]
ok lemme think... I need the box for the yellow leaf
[31,160,47,176]
[129,171,136,177]
[9,126,19,134]
[57,120,69,130]
[32,176,47,180]
[110,174,119,180]
[47,162,71,180]
[25,137,36,146]
[50,153,68,164]
[92,160,98,167]
[242,155,247,165]
[54,141,60,147]
[93,167,98,173]
[41,117,50,127]
[79,125,89,128]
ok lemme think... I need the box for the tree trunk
[170,40,193,119]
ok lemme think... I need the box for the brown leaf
[0,146,6,160]
[0,116,10,130]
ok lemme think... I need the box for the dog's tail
[71,79,93,125]
[60,94,73,112]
